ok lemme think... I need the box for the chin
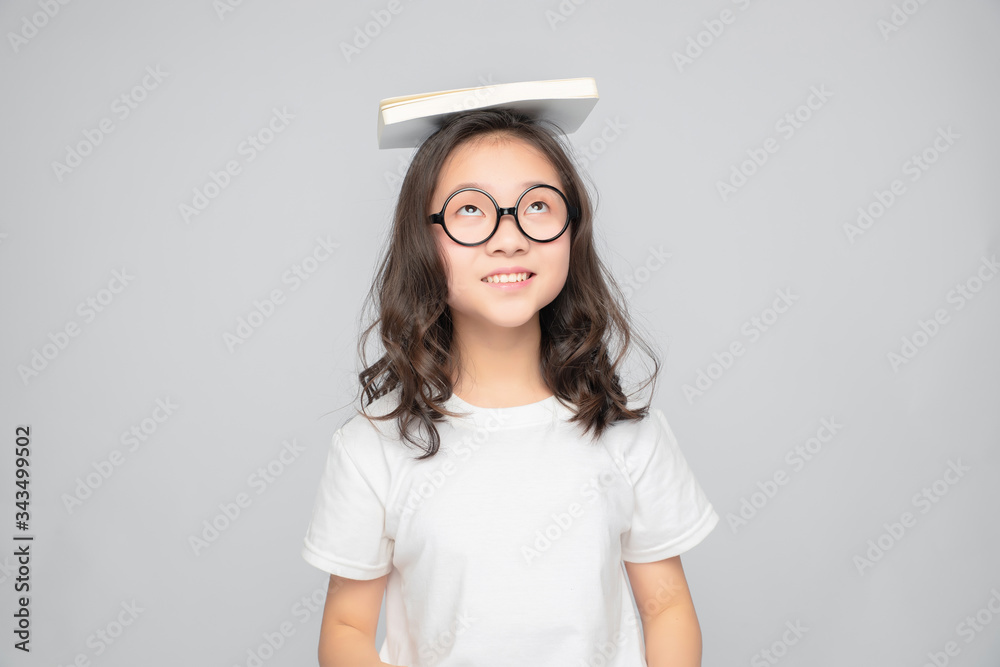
[478,310,540,330]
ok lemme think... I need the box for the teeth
[483,272,530,284]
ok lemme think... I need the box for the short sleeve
[620,409,719,562]
[301,430,394,579]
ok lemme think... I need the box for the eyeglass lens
[442,187,568,245]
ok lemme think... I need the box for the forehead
[435,135,563,194]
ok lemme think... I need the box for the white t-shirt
[301,389,719,667]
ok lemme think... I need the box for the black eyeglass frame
[428,184,579,247]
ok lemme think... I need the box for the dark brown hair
[352,107,660,459]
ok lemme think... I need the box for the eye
[525,200,550,214]
[457,204,483,216]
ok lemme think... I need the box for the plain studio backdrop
[2,0,999,665]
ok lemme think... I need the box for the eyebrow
[448,180,553,191]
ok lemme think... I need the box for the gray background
[2,0,999,665]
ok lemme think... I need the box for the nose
[490,209,528,246]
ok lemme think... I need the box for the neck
[448,312,552,408]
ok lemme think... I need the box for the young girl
[301,106,719,667]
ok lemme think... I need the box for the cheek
[432,234,470,300]
[432,230,454,274]
[552,238,572,279]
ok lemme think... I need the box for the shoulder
[602,402,670,445]
[334,388,405,467]
[599,405,680,481]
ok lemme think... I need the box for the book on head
[376,77,600,150]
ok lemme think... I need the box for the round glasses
[429,184,578,246]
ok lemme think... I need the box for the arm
[624,556,703,667]
[318,573,404,667]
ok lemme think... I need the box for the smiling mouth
[482,272,534,284]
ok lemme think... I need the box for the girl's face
[428,136,571,334]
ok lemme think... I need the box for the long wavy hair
[353,107,661,459]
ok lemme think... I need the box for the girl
[301,106,719,667]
